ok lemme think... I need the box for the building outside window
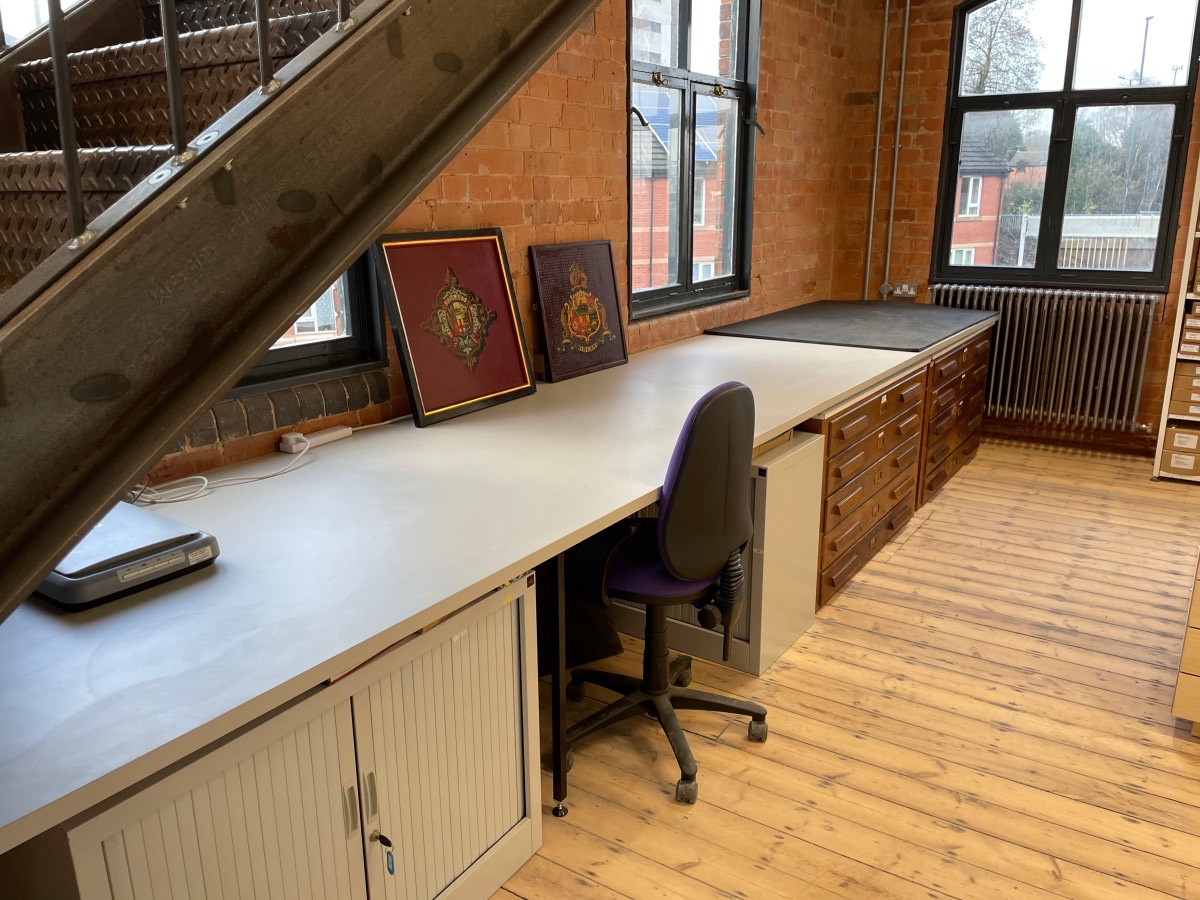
[629,0,761,318]
[950,247,977,266]
[232,256,385,394]
[933,0,1200,289]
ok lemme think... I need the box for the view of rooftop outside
[1,0,85,45]
[948,0,1195,274]
[270,275,351,348]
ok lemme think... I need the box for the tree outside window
[935,0,1200,288]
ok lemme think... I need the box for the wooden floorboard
[500,440,1200,899]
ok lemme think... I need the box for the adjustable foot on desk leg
[552,803,568,818]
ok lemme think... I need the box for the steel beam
[0,0,602,622]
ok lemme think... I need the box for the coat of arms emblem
[422,267,497,371]
[559,262,615,354]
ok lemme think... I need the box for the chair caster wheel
[566,680,584,702]
[673,660,692,688]
[675,778,698,803]
[748,719,768,742]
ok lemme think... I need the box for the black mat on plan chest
[705,301,997,352]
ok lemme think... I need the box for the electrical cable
[132,435,312,504]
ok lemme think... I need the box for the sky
[1002,0,1199,92]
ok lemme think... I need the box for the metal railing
[28,0,362,250]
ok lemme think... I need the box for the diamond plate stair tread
[140,0,362,36]
[18,12,333,150]
[0,146,171,287]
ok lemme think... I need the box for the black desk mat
[706,301,997,352]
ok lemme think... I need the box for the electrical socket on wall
[892,283,918,299]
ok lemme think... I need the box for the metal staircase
[0,0,602,622]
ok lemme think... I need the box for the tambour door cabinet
[920,328,992,505]
[9,579,540,900]
[804,368,925,607]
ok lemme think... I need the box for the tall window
[629,0,761,318]
[934,0,1200,287]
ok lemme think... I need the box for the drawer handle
[888,503,914,530]
[931,416,950,436]
[835,451,867,480]
[926,468,948,493]
[899,382,924,403]
[830,521,863,552]
[894,445,916,468]
[896,413,920,437]
[930,442,950,464]
[839,415,870,442]
[890,475,915,500]
[936,359,960,380]
[968,414,983,431]
[832,486,864,516]
[830,555,860,588]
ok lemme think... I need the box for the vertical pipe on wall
[881,0,911,298]
[863,0,891,300]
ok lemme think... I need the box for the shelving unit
[1154,176,1200,481]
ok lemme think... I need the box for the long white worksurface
[0,329,984,854]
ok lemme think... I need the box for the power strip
[279,425,353,453]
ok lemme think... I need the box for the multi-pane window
[934,0,1200,288]
[629,0,760,317]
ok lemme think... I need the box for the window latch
[630,105,648,127]
[745,117,765,137]
[652,71,664,85]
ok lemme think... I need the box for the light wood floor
[500,440,1200,899]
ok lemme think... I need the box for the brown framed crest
[374,228,535,426]
[529,240,628,382]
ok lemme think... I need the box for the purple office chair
[565,381,768,803]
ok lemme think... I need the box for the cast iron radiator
[931,284,1161,432]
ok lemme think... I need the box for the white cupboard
[27,578,539,900]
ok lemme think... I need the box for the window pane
[272,275,353,348]
[960,0,1071,96]
[3,0,86,43]
[950,108,1053,268]
[1059,104,1174,272]
[692,94,738,283]
[631,0,680,67]
[690,0,740,78]
[1074,0,1197,90]
[632,84,683,292]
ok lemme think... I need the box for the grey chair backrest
[658,381,755,583]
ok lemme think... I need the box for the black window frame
[627,0,763,320]
[229,253,387,397]
[932,0,1200,291]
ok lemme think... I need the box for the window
[232,254,385,395]
[958,176,983,217]
[629,0,761,318]
[1,0,85,46]
[934,0,1200,288]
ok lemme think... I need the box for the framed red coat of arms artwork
[374,228,535,426]
[529,240,628,382]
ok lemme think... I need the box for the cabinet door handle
[365,771,379,819]
[343,785,360,837]
[832,486,863,516]
[838,415,870,442]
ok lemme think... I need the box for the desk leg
[551,552,568,817]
